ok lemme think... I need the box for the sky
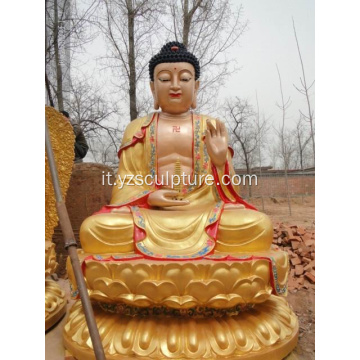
[76,0,315,133]
[71,0,315,167]
[220,0,315,129]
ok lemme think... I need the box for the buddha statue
[64,42,298,360]
[79,42,273,258]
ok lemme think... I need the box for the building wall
[238,174,315,198]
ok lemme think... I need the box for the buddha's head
[149,42,200,114]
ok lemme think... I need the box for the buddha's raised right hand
[205,119,228,169]
[147,189,190,207]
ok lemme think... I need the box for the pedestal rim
[63,295,298,359]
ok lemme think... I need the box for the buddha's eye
[181,77,191,82]
[159,78,170,82]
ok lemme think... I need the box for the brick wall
[52,162,114,277]
[238,174,315,198]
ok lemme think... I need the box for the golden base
[68,250,289,308]
[45,279,67,331]
[63,295,298,359]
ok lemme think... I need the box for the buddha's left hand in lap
[147,189,190,207]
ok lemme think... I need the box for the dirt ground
[262,196,315,360]
[251,196,315,229]
[46,196,315,359]
[285,288,315,360]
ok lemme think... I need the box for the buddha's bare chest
[156,120,193,163]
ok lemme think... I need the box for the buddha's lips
[170,93,181,98]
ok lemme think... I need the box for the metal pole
[45,118,106,360]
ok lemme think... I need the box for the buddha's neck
[160,111,191,121]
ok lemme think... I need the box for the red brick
[288,276,298,289]
[289,236,302,242]
[304,239,315,247]
[291,257,301,266]
[301,233,312,242]
[304,272,315,283]
[295,265,304,276]
[296,227,306,236]
[282,228,294,238]
[304,263,313,272]
[282,237,290,245]
[298,245,311,257]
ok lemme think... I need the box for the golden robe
[81,113,273,259]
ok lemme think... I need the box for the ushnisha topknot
[149,41,200,81]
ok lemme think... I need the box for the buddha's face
[150,62,200,114]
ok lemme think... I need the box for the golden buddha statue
[64,42,298,360]
[80,43,272,259]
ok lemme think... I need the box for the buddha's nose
[171,79,180,91]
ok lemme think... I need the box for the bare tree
[224,97,260,197]
[275,65,295,215]
[293,18,315,166]
[96,0,163,121]
[88,131,124,168]
[254,92,270,210]
[164,0,248,113]
[268,144,279,170]
[67,77,123,166]
[293,116,312,171]
[225,98,258,172]
[46,0,69,110]
[45,0,99,110]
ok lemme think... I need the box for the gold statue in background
[64,42,298,359]
[45,106,74,330]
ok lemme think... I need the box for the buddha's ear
[150,82,159,110]
[195,80,200,91]
[191,80,200,109]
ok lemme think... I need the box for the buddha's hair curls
[149,41,200,81]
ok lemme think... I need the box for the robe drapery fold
[95,113,257,259]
